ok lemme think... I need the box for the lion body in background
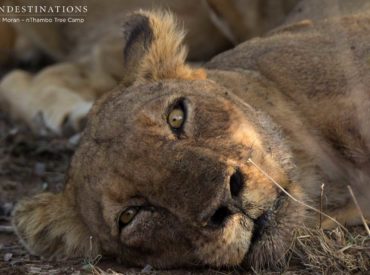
[11,0,370,270]
[0,0,298,134]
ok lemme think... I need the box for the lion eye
[119,208,138,227]
[168,108,185,129]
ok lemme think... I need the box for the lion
[0,0,299,134]
[11,0,370,270]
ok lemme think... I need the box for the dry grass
[290,226,370,274]
[92,267,124,275]
[248,157,370,274]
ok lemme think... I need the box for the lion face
[12,10,307,269]
[68,79,305,268]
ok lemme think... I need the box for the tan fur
[12,0,370,271]
[206,0,299,44]
[0,65,94,134]
[12,190,99,259]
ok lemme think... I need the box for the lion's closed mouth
[250,192,286,243]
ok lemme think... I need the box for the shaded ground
[0,109,369,275]
[0,110,79,274]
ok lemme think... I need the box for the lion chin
[11,3,370,271]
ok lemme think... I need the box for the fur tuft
[123,10,206,84]
[12,192,100,259]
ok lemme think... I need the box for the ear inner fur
[122,14,154,84]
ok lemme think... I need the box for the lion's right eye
[168,108,185,129]
[167,99,187,134]
[118,208,138,229]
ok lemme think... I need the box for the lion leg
[0,35,126,135]
[0,63,95,135]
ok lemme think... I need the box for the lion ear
[122,10,206,85]
[12,192,99,259]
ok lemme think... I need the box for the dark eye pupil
[119,208,137,229]
[168,108,184,129]
[124,212,131,219]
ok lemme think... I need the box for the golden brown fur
[122,10,207,86]
[12,0,370,271]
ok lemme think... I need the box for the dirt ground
[0,108,369,275]
[0,109,80,274]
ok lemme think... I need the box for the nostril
[230,169,244,197]
[210,206,232,227]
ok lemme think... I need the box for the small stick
[347,185,370,237]
[320,183,325,228]
[247,158,349,233]
[0,225,14,234]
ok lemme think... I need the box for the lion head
[12,11,308,269]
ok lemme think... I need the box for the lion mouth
[242,187,306,269]
[250,191,286,244]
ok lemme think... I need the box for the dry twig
[347,185,370,236]
[320,183,325,229]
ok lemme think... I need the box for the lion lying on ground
[12,0,370,270]
[0,0,298,135]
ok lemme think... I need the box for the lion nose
[207,201,245,228]
[229,169,244,197]
[208,206,233,227]
[204,170,245,228]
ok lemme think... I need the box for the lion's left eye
[168,108,185,129]
[118,208,138,229]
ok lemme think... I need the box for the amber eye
[168,108,185,129]
[119,208,138,227]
